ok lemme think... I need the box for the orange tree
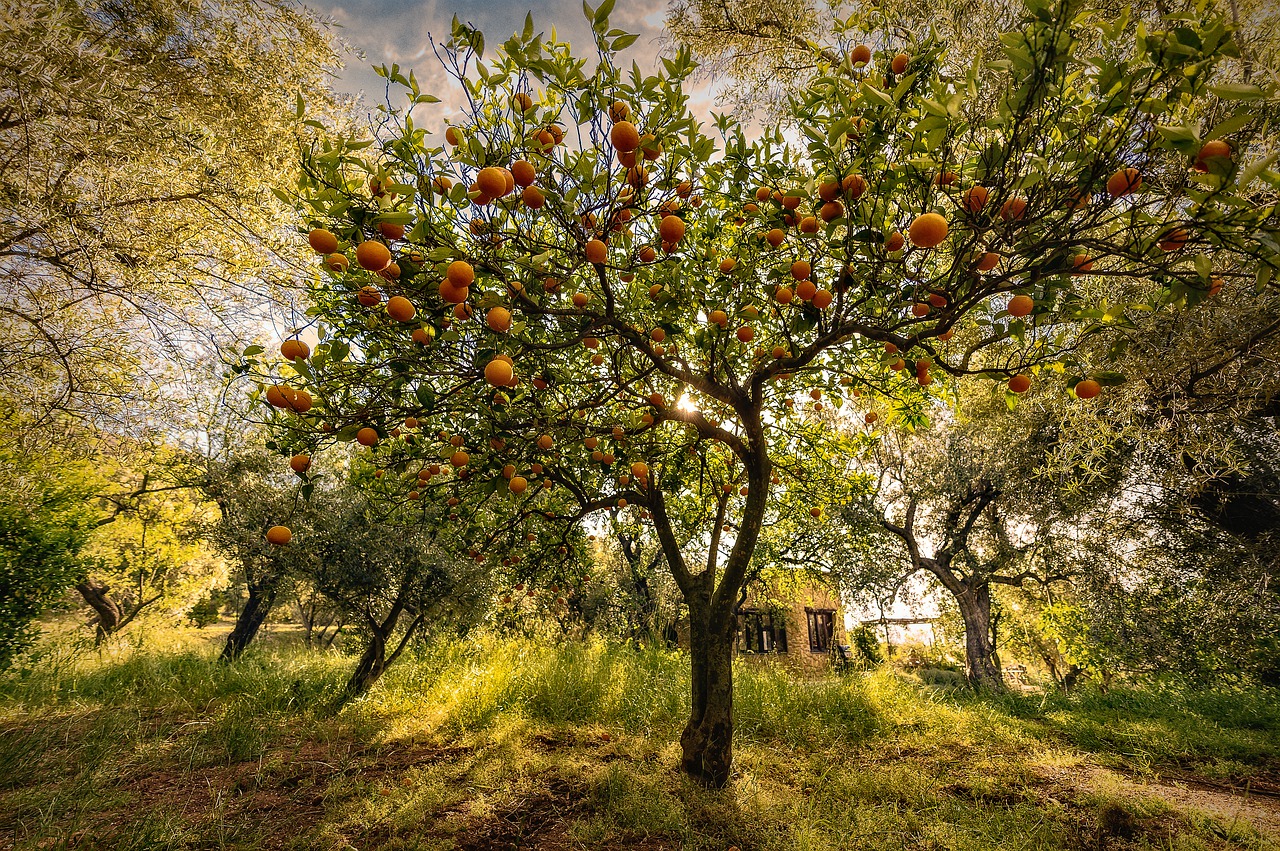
[252,0,1279,785]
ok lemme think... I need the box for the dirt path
[1074,765,1280,839]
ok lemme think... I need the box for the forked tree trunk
[343,630,389,698]
[956,582,1005,691]
[220,578,278,662]
[679,587,737,787]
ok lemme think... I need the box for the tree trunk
[679,588,736,787]
[220,578,277,662]
[342,630,388,699]
[76,579,123,645]
[956,582,1005,691]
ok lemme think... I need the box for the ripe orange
[820,201,844,222]
[477,167,508,198]
[289,454,311,473]
[791,260,812,280]
[510,159,536,187]
[999,197,1027,221]
[962,186,990,213]
[308,228,338,254]
[1194,139,1231,171]
[812,289,833,309]
[891,52,909,74]
[585,239,608,264]
[445,126,462,146]
[912,302,930,317]
[432,175,453,194]
[356,427,379,447]
[650,327,666,342]
[355,241,391,272]
[885,231,904,252]
[378,222,405,241]
[1075,378,1101,399]
[439,280,468,304]
[709,309,728,327]
[865,412,879,424]
[325,253,348,272]
[357,286,382,307]
[513,91,533,111]
[818,181,841,202]
[521,186,545,208]
[610,120,640,153]
[719,257,737,273]
[266,525,292,546]
[485,306,512,333]
[450,450,470,467]
[485,358,514,387]
[775,286,794,304]
[509,476,528,494]
[796,280,817,301]
[908,213,949,247]
[766,228,786,247]
[809,507,822,518]
[1072,254,1093,274]
[1106,167,1142,197]
[851,44,872,65]
[386,296,416,322]
[928,292,948,308]
[609,101,630,121]
[1008,374,1031,393]
[572,292,589,307]
[933,171,959,186]
[537,434,554,450]
[977,251,1000,272]
[1158,227,1189,252]
[799,216,819,234]
[1008,294,1034,317]
[447,260,475,287]
[280,339,309,361]
[737,326,754,343]
[659,216,686,243]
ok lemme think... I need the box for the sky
[304,0,683,109]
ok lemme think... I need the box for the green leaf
[594,0,615,26]
[242,345,264,356]
[611,32,638,51]
[1208,82,1267,100]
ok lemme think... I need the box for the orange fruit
[796,280,817,300]
[378,222,405,241]
[308,228,338,254]
[719,257,737,273]
[1072,254,1093,274]
[809,507,822,518]
[709,309,728,327]
[659,216,686,243]
[799,216,819,234]
[280,339,310,361]
[1007,294,1034,317]
[650,327,666,342]
[572,292,589,307]
[818,181,841,202]
[610,120,640,153]
[791,260,812,280]
[766,228,786,247]
[486,306,512,332]
[450,450,470,467]
[325,253,348,272]
[509,476,528,494]
[386,296,416,322]
[439,281,468,304]
[999,197,1027,221]
[609,101,630,121]
[513,91,533,111]
[1158,228,1189,252]
[447,260,475,288]
[511,159,536,187]
[355,240,391,271]
[537,434,554,450]
[485,358,514,387]
[962,186,989,213]
[851,44,872,64]
[1008,374,1031,393]
[289,454,311,473]
[477,167,508,198]
[736,326,754,343]
[908,213,948,247]
[891,53,909,74]
[885,231,904,252]
[445,126,463,146]
[1075,378,1101,399]
[585,239,608,264]
[775,286,794,304]
[912,302,930,317]
[843,173,867,198]
[266,525,292,546]
[812,289,833,309]
[977,252,1000,272]
[356,427,379,447]
[357,286,382,307]
[820,201,844,222]
[1106,167,1142,197]
[933,171,959,186]
[521,186,545,208]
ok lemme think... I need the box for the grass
[0,628,1277,850]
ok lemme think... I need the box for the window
[737,610,787,654]
[806,609,835,653]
